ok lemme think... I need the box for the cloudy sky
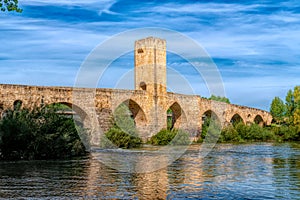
[0,0,300,111]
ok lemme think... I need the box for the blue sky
[0,0,300,111]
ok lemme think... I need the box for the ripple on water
[0,143,300,199]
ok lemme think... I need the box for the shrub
[197,118,221,143]
[220,125,242,142]
[218,122,276,143]
[271,125,299,141]
[0,107,86,160]
[100,124,142,149]
[246,123,275,141]
[149,129,190,146]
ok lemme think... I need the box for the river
[1,143,300,199]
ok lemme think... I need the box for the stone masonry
[0,37,272,144]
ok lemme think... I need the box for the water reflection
[272,143,300,199]
[91,145,189,173]
[0,143,300,199]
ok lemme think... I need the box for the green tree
[149,129,190,146]
[114,103,136,134]
[0,0,22,12]
[100,124,142,149]
[209,95,230,104]
[198,114,221,143]
[286,89,295,124]
[100,103,142,149]
[0,106,86,160]
[293,86,300,128]
[270,97,286,123]
[285,86,300,127]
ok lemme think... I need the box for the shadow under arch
[0,103,3,118]
[45,102,89,124]
[201,110,222,140]
[13,100,23,110]
[201,110,221,125]
[114,99,147,134]
[167,102,187,130]
[254,114,265,126]
[230,113,245,125]
[44,101,92,149]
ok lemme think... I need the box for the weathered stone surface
[0,37,272,144]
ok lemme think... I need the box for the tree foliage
[100,124,142,149]
[149,129,190,146]
[197,114,221,143]
[270,97,286,123]
[113,103,136,135]
[270,86,300,129]
[293,86,300,128]
[219,122,275,142]
[100,103,142,149]
[0,0,22,12]
[285,89,295,124]
[0,106,86,160]
[208,95,230,104]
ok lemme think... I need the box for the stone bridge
[0,37,272,144]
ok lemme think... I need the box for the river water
[1,143,300,199]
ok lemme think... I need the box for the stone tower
[134,37,167,96]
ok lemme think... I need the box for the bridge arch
[230,113,245,125]
[254,114,265,126]
[44,102,89,124]
[201,110,221,126]
[139,81,147,91]
[200,110,222,138]
[166,102,187,130]
[0,103,3,118]
[13,100,23,110]
[246,114,252,125]
[114,99,147,128]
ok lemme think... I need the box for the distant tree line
[203,95,231,104]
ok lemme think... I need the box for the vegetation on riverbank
[0,106,86,160]
[218,122,299,143]
[268,86,300,141]
[199,86,300,143]
[270,86,300,128]
[149,129,190,146]
[100,124,142,148]
[100,103,142,149]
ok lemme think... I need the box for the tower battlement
[135,37,166,50]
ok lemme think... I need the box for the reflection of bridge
[0,37,272,143]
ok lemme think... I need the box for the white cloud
[22,0,116,7]
[145,3,261,14]
[1,0,300,110]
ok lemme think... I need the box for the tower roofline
[135,37,166,48]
